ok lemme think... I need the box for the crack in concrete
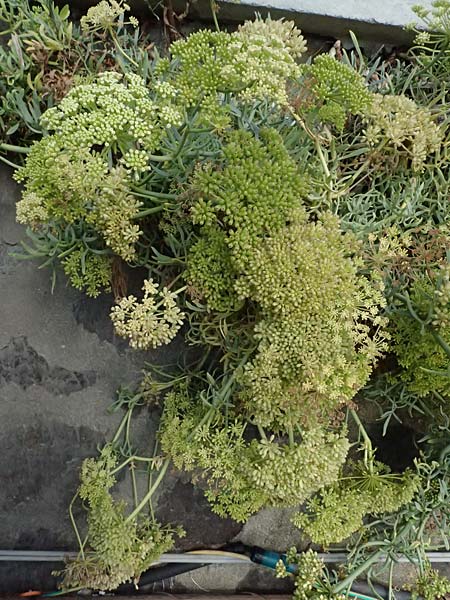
[0,336,96,394]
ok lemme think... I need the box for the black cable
[115,562,208,594]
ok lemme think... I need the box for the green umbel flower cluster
[165,17,306,124]
[392,275,450,398]
[411,0,450,74]
[62,246,112,298]
[110,279,185,349]
[63,446,176,591]
[159,388,349,522]
[16,138,142,264]
[237,213,388,428]
[364,94,443,172]
[276,548,347,600]
[293,461,420,546]
[187,128,308,311]
[302,54,372,130]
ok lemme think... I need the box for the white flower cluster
[110,279,185,349]
[232,17,307,104]
[80,0,130,32]
[16,191,49,228]
[365,94,443,172]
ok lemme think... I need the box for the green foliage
[62,246,112,297]
[0,0,73,144]
[0,0,154,151]
[410,1,450,76]
[3,1,450,597]
[392,270,450,399]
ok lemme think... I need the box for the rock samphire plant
[1,0,449,596]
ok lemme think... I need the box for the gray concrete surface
[173,0,432,43]
[71,0,434,44]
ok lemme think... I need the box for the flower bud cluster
[276,549,347,600]
[166,17,307,123]
[41,71,168,160]
[80,0,130,32]
[411,565,450,600]
[237,213,388,427]
[187,128,307,311]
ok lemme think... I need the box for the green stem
[257,424,268,441]
[125,407,133,447]
[125,458,169,523]
[147,153,176,162]
[69,493,85,560]
[0,154,21,169]
[147,469,155,521]
[0,143,30,154]
[431,330,450,359]
[110,455,158,475]
[332,548,386,594]
[45,585,85,597]
[314,136,331,179]
[111,411,129,445]
[288,423,295,447]
[350,409,373,472]
[388,561,394,600]
[210,0,220,32]
[392,292,424,325]
[131,462,138,509]
[171,124,191,161]
[350,409,372,449]
[111,30,139,68]
[134,205,167,218]
[131,189,178,200]
[332,523,414,593]
[194,406,215,431]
